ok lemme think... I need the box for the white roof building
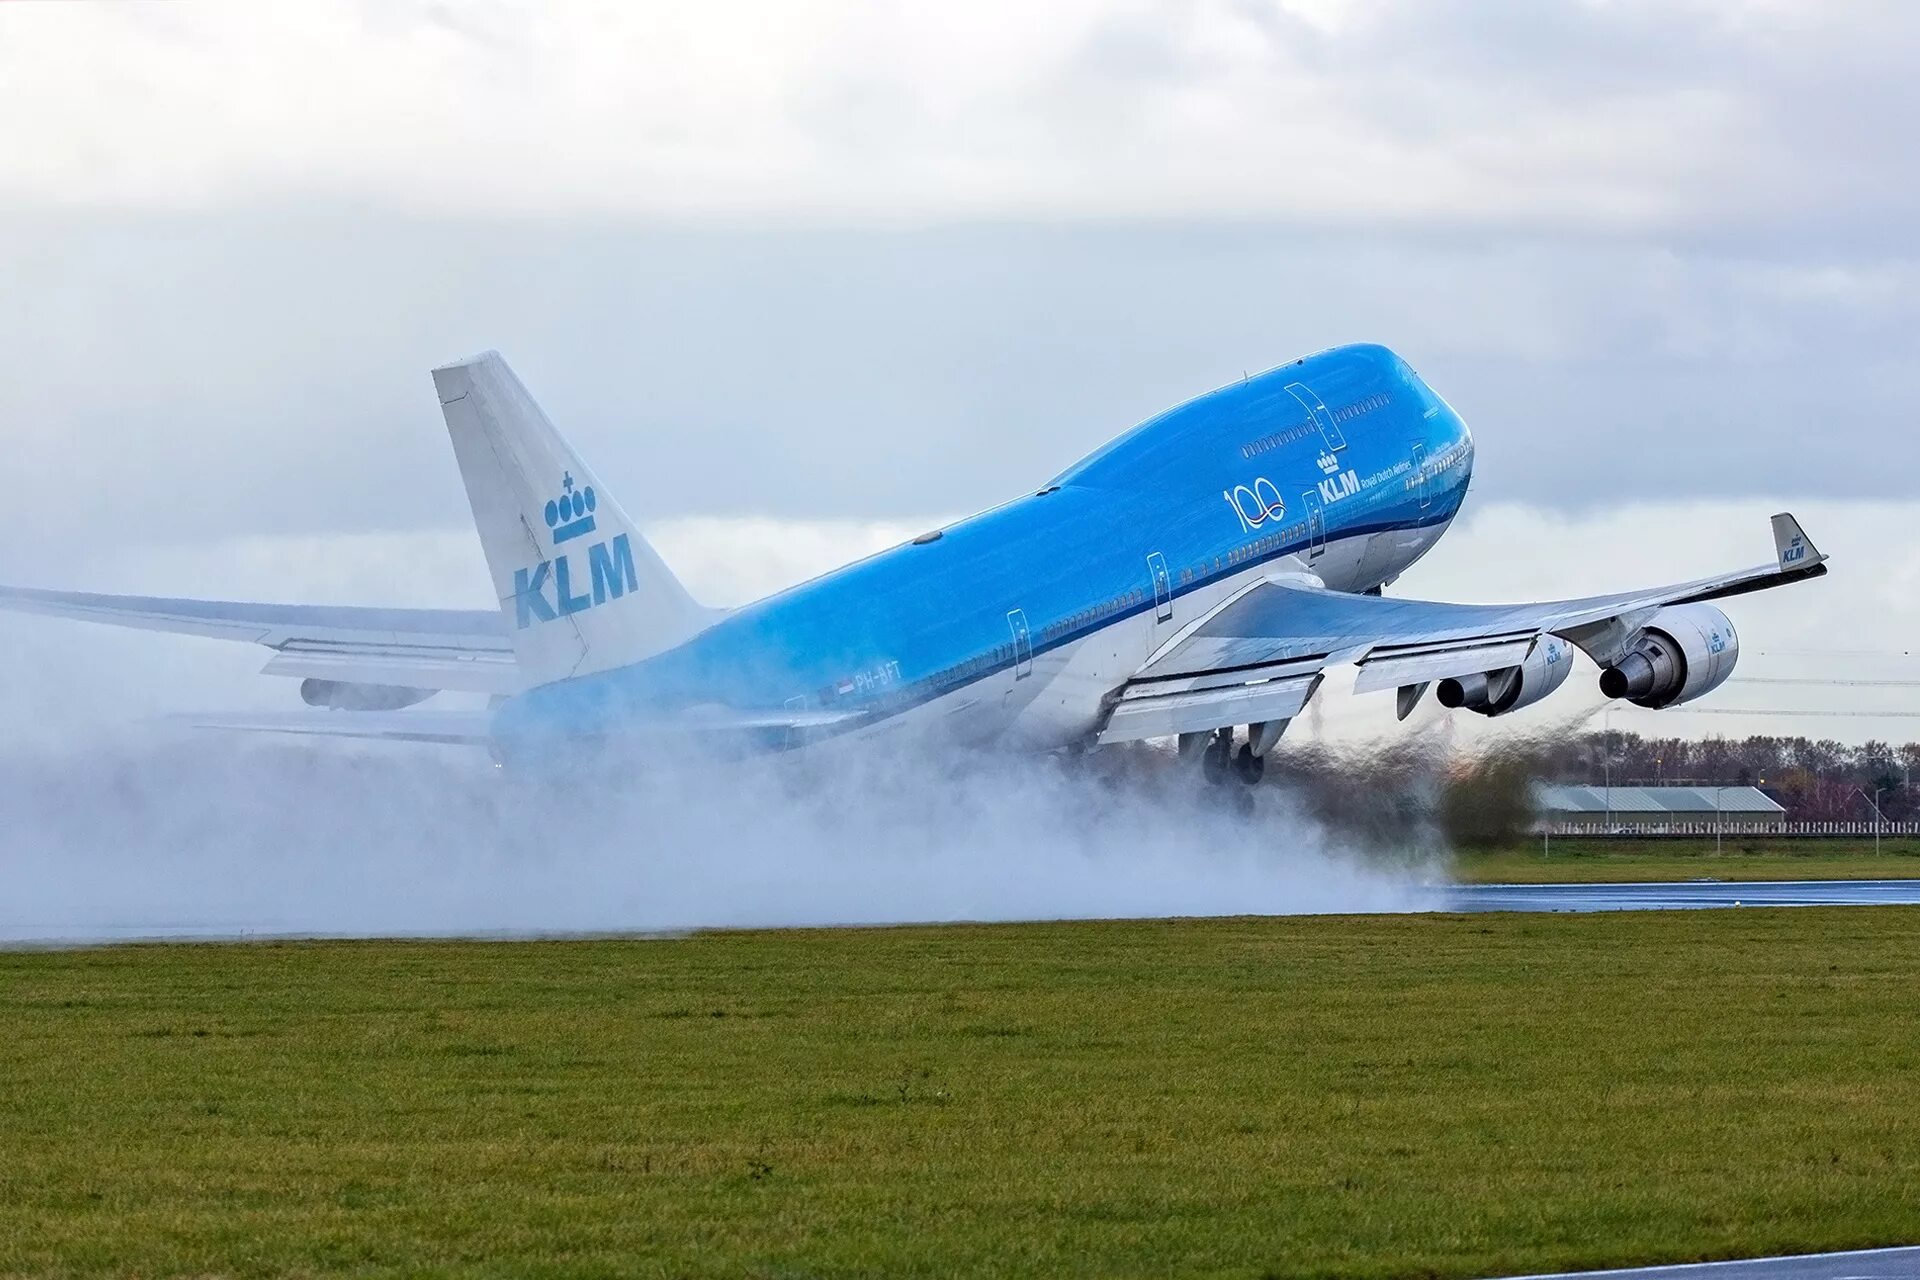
[1532,784,1786,829]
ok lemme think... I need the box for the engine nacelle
[1598,604,1738,709]
[299,678,434,711]
[1437,634,1575,717]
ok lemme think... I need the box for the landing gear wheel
[1202,733,1232,786]
[1234,744,1266,785]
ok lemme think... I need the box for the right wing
[1099,512,1827,743]
[0,585,520,695]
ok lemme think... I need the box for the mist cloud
[0,734,1430,946]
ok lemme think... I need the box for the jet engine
[1598,604,1738,709]
[299,678,434,711]
[1436,635,1574,717]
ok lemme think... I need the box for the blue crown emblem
[543,472,597,545]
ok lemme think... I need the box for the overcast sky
[1,1,1915,740]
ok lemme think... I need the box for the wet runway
[1438,879,1920,913]
[1498,1244,1920,1279]
[5,880,1920,947]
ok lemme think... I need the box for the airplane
[0,343,1827,784]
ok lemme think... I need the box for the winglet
[1770,512,1824,571]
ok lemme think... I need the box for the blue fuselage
[495,342,1473,746]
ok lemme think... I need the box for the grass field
[6,910,1920,1278]
[1453,836,1920,884]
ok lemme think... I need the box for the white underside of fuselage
[838,519,1448,755]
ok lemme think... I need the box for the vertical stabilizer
[433,351,707,686]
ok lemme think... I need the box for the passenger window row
[1041,586,1148,643]
[1238,420,1316,460]
[1237,393,1390,460]
[1229,523,1307,566]
[1333,393,1390,423]
[1181,520,1311,584]
[923,640,1018,695]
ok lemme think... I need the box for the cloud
[2,1,1916,240]
[2,217,1914,560]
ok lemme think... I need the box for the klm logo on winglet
[1782,535,1808,565]
[512,474,639,629]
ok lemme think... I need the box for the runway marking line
[1495,1242,1920,1278]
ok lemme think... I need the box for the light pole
[1603,705,1613,833]
[1853,787,1887,856]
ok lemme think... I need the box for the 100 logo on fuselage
[1223,477,1287,532]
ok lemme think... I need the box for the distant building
[1532,783,1787,833]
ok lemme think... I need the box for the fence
[1539,820,1920,838]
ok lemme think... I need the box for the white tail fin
[433,351,708,686]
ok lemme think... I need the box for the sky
[1,0,1916,744]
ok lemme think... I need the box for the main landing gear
[1181,722,1286,788]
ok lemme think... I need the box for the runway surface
[1500,1244,1920,1278]
[1438,879,1920,913]
[5,879,1920,947]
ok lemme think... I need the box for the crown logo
[543,472,598,545]
[1316,450,1341,475]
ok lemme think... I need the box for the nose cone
[1395,356,1473,486]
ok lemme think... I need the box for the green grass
[6,912,1920,1278]
[1455,837,1920,883]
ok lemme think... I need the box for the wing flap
[261,643,522,695]
[179,709,495,746]
[1098,673,1321,745]
[1350,636,1536,694]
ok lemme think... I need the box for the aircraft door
[1302,490,1326,561]
[1284,382,1345,453]
[1412,442,1430,509]
[1007,608,1033,679]
[1146,551,1173,623]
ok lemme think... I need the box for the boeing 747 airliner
[0,344,1826,784]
